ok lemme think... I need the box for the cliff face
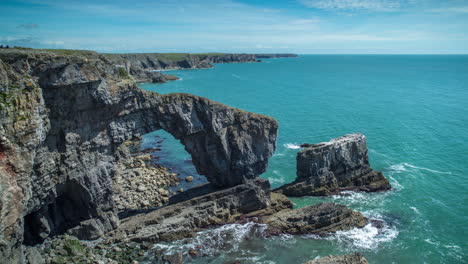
[105,53,298,83]
[275,133,391,196]
[0,49,278,262]
[106,53,259,83]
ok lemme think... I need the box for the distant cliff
[255,53,298,58]
[105,52,298,83]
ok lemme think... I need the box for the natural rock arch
[0,50,278,261]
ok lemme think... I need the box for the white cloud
[299,0,402,11]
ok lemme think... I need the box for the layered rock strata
[108,183,368,246]
[108,178,272,243]
[264,203,368,236]
[0,49,277,262]
[275,133,391,196]
[304,253,369,264]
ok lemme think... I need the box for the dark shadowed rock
[275,133,391,196]
[264,203,368,236]
[304,253,369,264]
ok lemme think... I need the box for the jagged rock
[304,253,369,264]
[264,203,368,236]
[0,49,278,262]
[108,178,271,243]
[275,133,391,196]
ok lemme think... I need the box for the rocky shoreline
[106,52,298,83]
[1,48,388,264]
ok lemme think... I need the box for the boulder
[275,133,391,196]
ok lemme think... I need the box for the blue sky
[1,0,468,53]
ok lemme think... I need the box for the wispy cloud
[299,0,402,12]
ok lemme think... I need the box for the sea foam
[283,143,301,149]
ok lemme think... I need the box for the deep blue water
[139,55,468,264]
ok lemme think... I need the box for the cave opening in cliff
[23,180,97,246]
[115,130,208,217]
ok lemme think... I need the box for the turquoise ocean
[138,55,468,264]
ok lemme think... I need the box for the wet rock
[109,178,271,243]
[188,248,199,256]
[304,253,369,264]
[163,252,183,264]
[264,203,368,236]
[275,133,391,196]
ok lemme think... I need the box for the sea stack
[275,133,391,196]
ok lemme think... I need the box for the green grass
[118,67,130,79]
[3,47,231,62]
[1,47,98,56]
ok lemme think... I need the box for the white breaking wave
[410,206,421,215]
[154,222,267,256]
[388,162,451,175]
[388,164,408,172]
[268,170,286,184]
[402,162,452,174]
[283,143,301,149]
[331,223,398,250]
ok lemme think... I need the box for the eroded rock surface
[304,253,369,264]
[109,178,272,243]
[0,49,277,262]
[264,203,368,236]
[276,133,391,196]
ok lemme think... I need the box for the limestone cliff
[0,49,278,262]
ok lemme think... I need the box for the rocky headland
[105,52,298,83]
[1,48,385,264]
[275,133,391,196]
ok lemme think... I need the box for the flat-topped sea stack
[276,133,391,196]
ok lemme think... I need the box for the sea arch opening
[113,129,208,218]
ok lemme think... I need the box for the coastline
[1,48,382,264]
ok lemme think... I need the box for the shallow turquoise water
[139,55,468,263]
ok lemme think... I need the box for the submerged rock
[304,253,369,264]
[264,203,368,236]
[275,133,391,196]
